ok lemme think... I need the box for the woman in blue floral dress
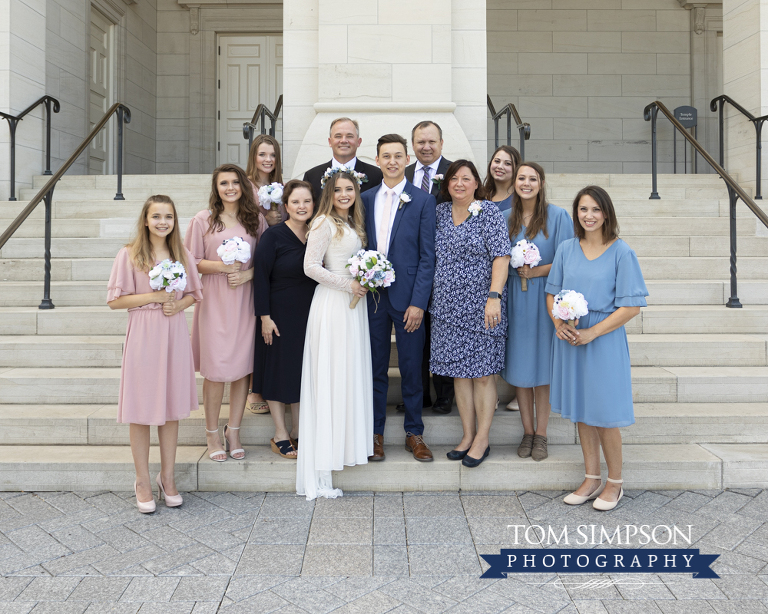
[430,160,511,467]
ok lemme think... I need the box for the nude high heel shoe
[134,480,156,514]
[593,477,624,511]
[563,474,605,505]
[206,427,226,462]
[224,424,246,460]
[156,473,183,508]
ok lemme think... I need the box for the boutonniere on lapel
[432,174,444,188]
[468,200,483,217]
[398,192,412,210]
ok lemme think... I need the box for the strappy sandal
[224,424,246,460]
[206,428,226,462]
[246,399,270,414]
[271,438,297,459]
[290,436,298,451]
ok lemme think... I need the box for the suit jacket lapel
[387,184,411,252]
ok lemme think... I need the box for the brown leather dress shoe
[369,434,385,461]
[405,433,433,462]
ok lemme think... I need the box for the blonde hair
[245,134,283,187]
[209,164,263,239]
[311,171,367,246]
[127,195,187,273]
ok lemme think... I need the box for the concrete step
[645,280,768,305]
[2,403,766,447]
[0,442,760,492]
[623,235,768,258]
[0,282,107,307]
[32,174,214,190]
[0,336,126,368]
[0,258,114,282]
[18,188,210,201]
[0,366,766,405]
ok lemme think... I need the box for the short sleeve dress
[493,195,513,213]
[429,201,512,379]
[184,210,264,382]
[252,223,317,403]
[107,247,203,425]
[547,238,649,427]
[502,204,573,388]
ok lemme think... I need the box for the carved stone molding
[189,5,199,34]
[177,0,281,34]
[677,2,722,35]
[677,1,721,8]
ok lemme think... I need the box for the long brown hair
[482,145,521,198]
[128,195,187,272]
[312,171,367,246]
[245,134,283,187]
[208,164,263,239]
[509,162,549,241]
[572,185,620,242]
[440,160,487,203]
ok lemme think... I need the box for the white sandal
[563,474,605,505]
[206,428,226,462]
[224,424,246,460]
[593,477,623,511]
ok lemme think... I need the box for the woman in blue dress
[546,185,648,511]
[502,162,573,462]
[483,145,521,214]
[430,160,511,467]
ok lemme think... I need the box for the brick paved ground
[0,488,766,612]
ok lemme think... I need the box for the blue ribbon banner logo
[481,549,719,579]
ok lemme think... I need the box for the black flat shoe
[432,397,453,414]
[395,403,405,412]
[446,448,469,461]
[462,446,490,468]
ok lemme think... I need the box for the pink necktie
[377,189,394,255]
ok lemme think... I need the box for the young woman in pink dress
[185,164,267,462]
[107,195,203,513]
[245,134,286,414]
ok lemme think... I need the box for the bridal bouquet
[346,249,396,309]
[217,236,251,266]
[149,259,187,293]
[510,239,541,291]
[551,289,589,327]
[257,182,284,211]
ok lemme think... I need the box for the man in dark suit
[363,134,436,463]
[303,117,383,202]
[403,121,455,416]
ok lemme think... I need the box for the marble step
[0,366,766,405]
[0,442,762,492]
[2,403,766,447]
[1,304,765,336]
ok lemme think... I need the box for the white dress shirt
[413,157,442,192]
[332,156,357,170]
[374,178,407,255]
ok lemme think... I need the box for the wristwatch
[488,291,501,299]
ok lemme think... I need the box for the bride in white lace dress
[297,169,374,500]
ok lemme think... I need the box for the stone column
[283,0,486,178]
[722,0,768,190]
[0,0,47,200]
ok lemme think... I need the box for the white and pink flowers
[510,239,542,292]
[217,236,251,266]
[149,259,187,293]
[551,289,589,326]
[346,249,396,309]
[257,182,284,211]
[468,201,484,217]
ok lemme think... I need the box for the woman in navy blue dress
[546,186,648,511]
[502,163,573,462]
[483,145,521,214]
[430,161,511,467]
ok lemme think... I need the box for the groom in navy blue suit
[363,134,436,462]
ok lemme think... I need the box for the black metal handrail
[0,95,60,201]
[644,100,768,309]
[242,95,283,149]
[0,102,131,309]
[487,95,531,160]
[710,94,768,199]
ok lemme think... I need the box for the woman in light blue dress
[546,185,648,511]
[501,163,572,462]
[483,145,521,214]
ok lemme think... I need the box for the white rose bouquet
[149,259,187,293]
[551,289,589,327]
[217,236,251,266]
[510,239,542,291]
[346,249,396,310]
[257,182,284,211]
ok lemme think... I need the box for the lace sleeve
[303,217,355,293]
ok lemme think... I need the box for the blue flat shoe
[462,446,490,468]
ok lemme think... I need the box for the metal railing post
[39,186,55,309]
[755,119,764,199]
[716,99,725,168]
[506,109,512,147]
[726,186,742,308]
[115,107,125,200]
[8,119,18,201]
[649,105,660,199]
[519,126,526,160]
[44,98,53,175]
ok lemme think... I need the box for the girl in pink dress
[107,195,203,513]
[245,134,286,414]
[185,164,267,462]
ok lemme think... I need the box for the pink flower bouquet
[149,259,187,293]
[510,239,541,291]
[217,236,251,266]
[346,249,396,309]
[551,289,589,327]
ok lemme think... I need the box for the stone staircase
[0,173,767,493]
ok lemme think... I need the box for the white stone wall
[487,0,696,174]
